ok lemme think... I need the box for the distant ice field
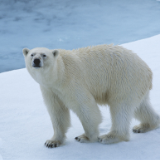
[0,0,160,72]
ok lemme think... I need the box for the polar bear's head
[23,47,59,84]
[23,47,59,69]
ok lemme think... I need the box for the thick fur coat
[23,44,160,148]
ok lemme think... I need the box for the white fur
[22,44,160,148]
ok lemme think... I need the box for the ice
[0,35,160,159]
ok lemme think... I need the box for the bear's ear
[23,48,30,56]
[52,50,59,58]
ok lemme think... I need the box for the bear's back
[59,45,152,105]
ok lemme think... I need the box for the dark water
[0,0,160,73]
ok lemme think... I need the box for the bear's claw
[75,137,80,141]
[45,140,61,148]
[132,124,151,133]
[75,134,89,143]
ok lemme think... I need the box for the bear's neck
[41,55,65,90]
[56,55,65,84]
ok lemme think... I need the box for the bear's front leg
[66,87,102,143]
[40,86,71,148]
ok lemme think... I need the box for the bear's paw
[45,139,61,148]
[133,123,151,133]
[98,133,123,144]
[75,134,90,143]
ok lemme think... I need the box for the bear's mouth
[33,64,41,68]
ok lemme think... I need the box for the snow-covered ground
[0,35,160,160]
[0,0,160,72]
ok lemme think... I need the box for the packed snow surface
[0,0,160,72]
[0,35,160,160]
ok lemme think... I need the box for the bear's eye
[31,54,34,57]
[42,54,46,58]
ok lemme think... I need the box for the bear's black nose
[34,59,40,66]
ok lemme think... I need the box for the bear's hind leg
[133,93,160,133]
[99,102,134,144]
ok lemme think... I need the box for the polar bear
[23,44,160,148]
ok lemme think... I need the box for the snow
[1,0,160,73]
[0,35,160,160]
